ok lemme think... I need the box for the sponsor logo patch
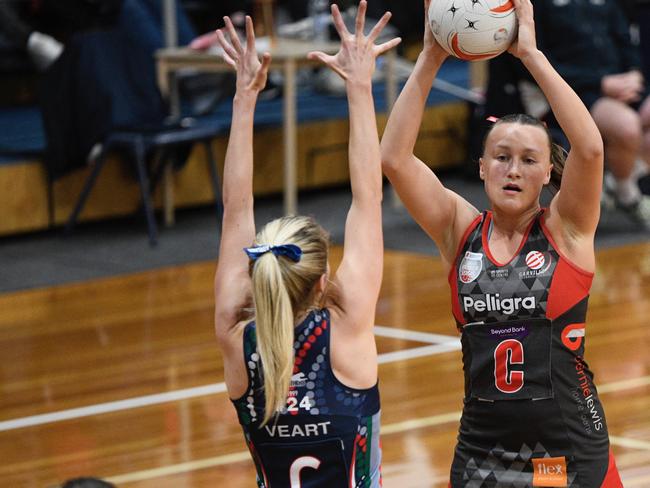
[290,372,307,388]
[561,323,585,351]
[488,324,529,341]
[526,250,546,270]
[519,251,553,278]
[574,356,604,432]
[463,293,536,315]
[489,268,510,279]
[459,251,483,283]
[532,456,567,487]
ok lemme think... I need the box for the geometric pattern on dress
[462,442,579,487]
[456,212,558,325]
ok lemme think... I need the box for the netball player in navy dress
[213,4,400,487]
[381,0,623,486]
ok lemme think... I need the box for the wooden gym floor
[1,243,649,487]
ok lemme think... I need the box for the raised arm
[380,0,478,263]
[510,0,604,237]
[213,17,271,346]
[308,2,400,329]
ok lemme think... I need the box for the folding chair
[65,122,224,246]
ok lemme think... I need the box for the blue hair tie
[244,244,303,263]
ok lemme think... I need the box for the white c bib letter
[289,456,322,487]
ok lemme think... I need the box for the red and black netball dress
[231,308,382,488]
[448,210,622,487]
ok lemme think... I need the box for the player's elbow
[380,142,404,177]
[213,292,241,348]
[214,313,237,348]
[589,138,604,162]
[575,136,604,164]
[214,324,227,347]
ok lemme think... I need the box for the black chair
[65,122,224,246]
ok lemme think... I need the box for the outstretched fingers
[260,52,271,73]
[366,10,400,55]
[375,36,402,56]
[307,51,329,63]
[330,4,351,40]
[244,16,257,56]
[355,0,367,39]
[367,11,392,44]
[308,50,347,79]
[223,16,243,54]
[216,29,238,67]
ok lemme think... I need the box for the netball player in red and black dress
[381,0,623,486]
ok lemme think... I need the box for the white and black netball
[428,0,517,61]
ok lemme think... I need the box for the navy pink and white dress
[231,308,382,487]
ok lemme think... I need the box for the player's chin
[492,194,532,213]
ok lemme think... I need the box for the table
[156,38,397,225]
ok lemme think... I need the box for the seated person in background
[38,0,196,179]
[0,1,121,72]
[37,0,237,180]
[534,0,650,228]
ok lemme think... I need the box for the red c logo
[494,339,524,393]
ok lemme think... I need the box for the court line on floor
[3,328,649,433]
[0,326,460,432]
[621,473,650,487]
[597,375,650,394]
[0,382,231,432]
[609,436,650,451]
[106,411,464,484]
[104,412,650,484]
[378,342,461,364]
[374,325,459,345]
[107,451,253,484]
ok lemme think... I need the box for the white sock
[615,176,642,206]
[27,31,63,71]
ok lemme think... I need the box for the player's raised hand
[216,16,271,93]
[508,0,538,60]
[423,0,449,60]
[307,1,401,85]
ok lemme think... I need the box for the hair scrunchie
[243,244,302,263]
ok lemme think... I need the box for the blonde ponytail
[248,216,329,425]
[252,253,295,425]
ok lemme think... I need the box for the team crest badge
[459,251,483,283]
[525,250,546,270]
[525,250,553,274]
